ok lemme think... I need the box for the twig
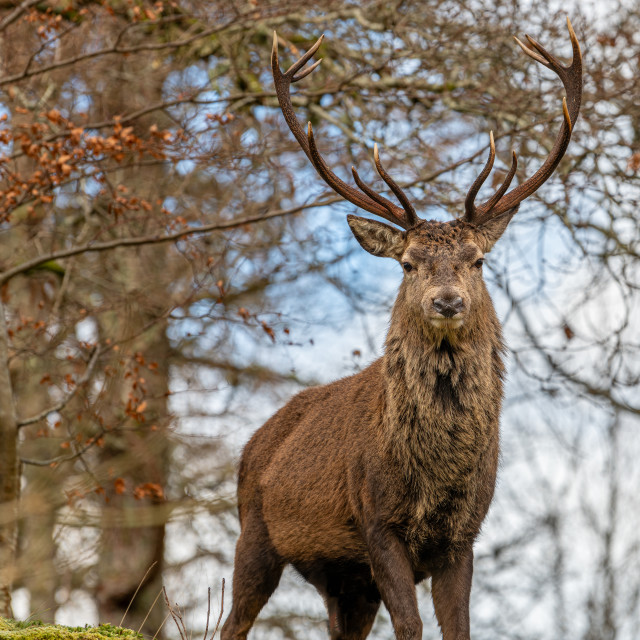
[163,587,187,640]
[177,603,189,640]
[0,200,330,285]
[0,9,264,87]
[120,560,158,627]
[202,587,211,640]
[17,346,101,428]
[0,145,488,287]
[160,582,225,640]
[20,428,105,466]
[138,587,165,634]
[210,579,225,640]
[151,611,171,640]
[0,0,40,32]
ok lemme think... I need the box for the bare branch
[0,0,40,32]
[162,587,188,640]
[120,561,158,627]
[0,139,494,287]
[20,430,104,467]
[0,10,267,87]
[17,347,101,428]
[138,588,165,635]
[210,579,225,640]
[203,587,211,640]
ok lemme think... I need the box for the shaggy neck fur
[380,282,505,537]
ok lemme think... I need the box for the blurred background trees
[0,0,638,638]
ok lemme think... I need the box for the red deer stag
[221,18,582,640]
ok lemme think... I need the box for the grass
[0,618,142,640]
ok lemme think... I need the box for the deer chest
[402,422,499,564]
[380,402,500,562]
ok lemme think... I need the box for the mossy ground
[0,618,143,640]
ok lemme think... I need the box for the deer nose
[432,296,464,318]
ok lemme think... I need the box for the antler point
[565,15,581,61]
[515,34,550,67]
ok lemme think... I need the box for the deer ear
[347,215,405,260]
[476,206,519,252]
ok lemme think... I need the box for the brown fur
[221,214,515,640]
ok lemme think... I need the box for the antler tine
[515,18,580,95]
[464,131,495,220]
[272,31,324,80]
[475,151,518,225]
[514,36,549,67]
[465,17,582,223]
[292,58,322,83]
[373,144,419,227]
[307,123,410,228]
[351,165,409,227]
[272,31,419,229]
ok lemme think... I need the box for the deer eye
[402,262,413,273]
[474,258,484,269]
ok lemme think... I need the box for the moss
[0,619,143,640]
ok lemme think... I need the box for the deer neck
[380,293,505,460]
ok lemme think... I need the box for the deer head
[271,20,582,332]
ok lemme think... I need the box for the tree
[0,0,310,625]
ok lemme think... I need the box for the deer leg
[430,548,473,640]
[220,514,284,640]
[326,577,381,640]
[363,525,422,640]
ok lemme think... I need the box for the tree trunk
[94,248,171,635]
[0,297,19,617]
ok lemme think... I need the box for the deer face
[401,222,484,329]
[347,213,516,329]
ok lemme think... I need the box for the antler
[464,16,582,225]
[271,32,419,229]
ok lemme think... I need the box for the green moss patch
[0,619,142,640]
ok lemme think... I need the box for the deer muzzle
[427,292,466,328]
[433,296,464,318]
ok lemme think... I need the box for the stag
[221,18,582,640]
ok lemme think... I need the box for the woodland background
[0,0,638,638]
